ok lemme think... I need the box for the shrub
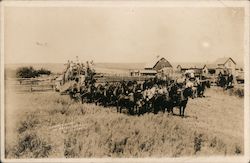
[16,66,38,78]
[16,66,51,78]
[227,88,244,98]
[235,89,244,98]
[64,137,82,158]
[235,145,242,154]
[14,133,51,158]
[194,134,203,154]
[18,114,39,133]
[37,68,51,75]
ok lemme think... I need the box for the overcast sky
[4,6,245,64]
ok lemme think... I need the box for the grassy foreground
[5,88,244,158]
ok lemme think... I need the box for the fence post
[51,84,54,91]
[30,82,33,92]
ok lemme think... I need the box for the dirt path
[185,87,244,142]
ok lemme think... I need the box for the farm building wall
[159,67,174,76]
[215,68,224,75]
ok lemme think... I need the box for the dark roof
[176,63,205,69]
[145,57,172,69]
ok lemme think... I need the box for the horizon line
[4,60,244,65]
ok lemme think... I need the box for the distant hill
[94,62,145,72]
[5,61,244,78]
[5,62,145,73]
[4,62,146,77]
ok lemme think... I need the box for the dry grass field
[5,81,244,158]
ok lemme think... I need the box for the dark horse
[92,84,106,106]
[197,80,210,97]
[80,84,96,104]
[152,93,171,114]
[169,84,193,117]
[218,75,227,88]
[69,83,81,101]
[117,93,135,115]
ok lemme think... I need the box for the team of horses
[217,73,234,89]
[68,77,210,117]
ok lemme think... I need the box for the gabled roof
[214,57,236,65]
[176,63,205,69]
[156,58,172,68]
[145,57,172,69]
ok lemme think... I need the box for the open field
[5,63,145,77]
[9,62,237,77]
[5,81,244,158]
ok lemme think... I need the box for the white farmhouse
[214,57,236,75]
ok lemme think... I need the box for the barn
[144,57,173,74]
[138,57,173,77]
[144,57,172,71]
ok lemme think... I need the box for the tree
[16,66,38,78]
[16,67,51,78]
[37,68,51,75]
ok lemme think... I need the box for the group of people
[55,59,212,116]
[62,60,95,86]
[66,73,209,116]
[217,72,234,89]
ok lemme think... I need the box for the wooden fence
[10,78,55,92]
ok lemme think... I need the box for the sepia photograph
[1,1,249,162]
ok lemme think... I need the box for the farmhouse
[176,57,238,77]
[215,57,236,75]
[203,57,237,76]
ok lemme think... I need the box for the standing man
[227,72,234,88]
